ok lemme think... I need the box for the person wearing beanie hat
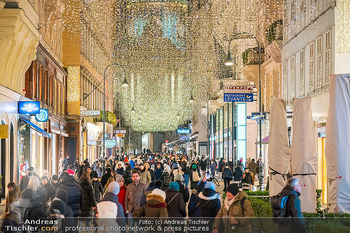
[166,182,186,217]
[67,169,75,176]
[198,181,221,217]
[212,183,254,233]
[132,188,168,218]
[51,175,59,190]
[107,181,120,196]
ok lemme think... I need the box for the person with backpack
[222,163,233,191]
[198,181,221,217]
[190,161,201,190]
[212,183,254,233]
[272,177,306,233]
[160,168,172,191]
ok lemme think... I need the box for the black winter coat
[123,168,133,186]
[78,177,96,217]
[233,167,243,181]
[165,189,186,218]
[92,179,103,202]
[116,167,124,175]
[101,173,112,187]
[222,167,233,179]
[198,188,221,217]
[176,181,189,203]
[56,176,83,217]
[199,160,207,171]
[278,185,306,233]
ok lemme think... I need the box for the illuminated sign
[177,128,191,134]
[18,101,40,115]
[105,139,117,148]
[223,93,253,102]
[35,109,49,122]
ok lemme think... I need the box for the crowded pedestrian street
[1,0,350,232]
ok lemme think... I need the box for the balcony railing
[242,47,265,66]
[266,19,283,44]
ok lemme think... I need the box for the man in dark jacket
[199,157,207,178]
[116,163,125,175]
[175,174,189,203]
[278,178,306,233]
[56,173,83,217]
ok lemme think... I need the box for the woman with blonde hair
[103,176,116,194]
[18,176,45,219]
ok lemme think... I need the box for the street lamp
[83,63,128,159]
[225,31,263,189]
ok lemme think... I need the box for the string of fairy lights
[61,0,283,132]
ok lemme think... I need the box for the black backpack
[163,172,171,186]
[271,193,289,223]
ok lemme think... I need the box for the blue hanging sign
[223,93,253,102]
[18,101,40,115]
[35,109,49,122]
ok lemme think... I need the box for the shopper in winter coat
[116,163,125,176]
[181,162,191,187]
[145,163,155,181]
[154,163,163,180]
[198,181,221,217]
[78,173,96,217]
[139,163,152,186]
[166,182,186,217]
[233,166,243,182]
[125,170,147,215]
[5,182,21,213]
[115,175,126,213]
[212,183,255,233]
[91,173,103,202]
[190,162,201,190]
[101,168,113,188]
[171,163,183,181]
[222,164,233,191]
[210,160,217,177]
[55,189,74,218]
[123,164,133,186]
[278,178,306,233]
[56,172,83,217]
[175,174,189,203]
[18,176,46,220]
[97,181,125,226]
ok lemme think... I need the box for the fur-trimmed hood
[146,193,166,207]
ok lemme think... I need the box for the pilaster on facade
[0,7,40,93]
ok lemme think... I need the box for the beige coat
[213,191,255,233]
